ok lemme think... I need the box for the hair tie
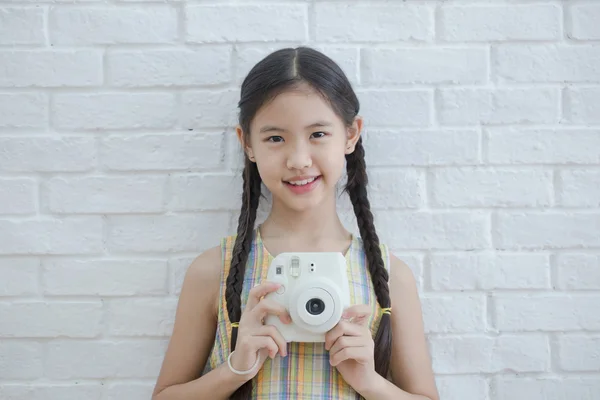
[231,322,239,328]
[381,307,392,315]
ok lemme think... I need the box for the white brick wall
[0,1,599,399]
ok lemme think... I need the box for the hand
[324,304,377,393]
[229,282,292,379]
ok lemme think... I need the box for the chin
[270,181,332,213]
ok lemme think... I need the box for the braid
[344,137,392,378]
[225,158,261,399]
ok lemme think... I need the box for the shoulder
[187,244,223,281]
[388,252,417,290]
[183,244,225,316]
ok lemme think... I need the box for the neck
[260,193,350,244]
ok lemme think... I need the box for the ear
[344,116,363,155]
[236,125,255,162]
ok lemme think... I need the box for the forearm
[358,374,433,400]
[153,362,250,400]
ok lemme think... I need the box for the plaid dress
[203,228,390,399]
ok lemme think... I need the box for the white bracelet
[227,351,260,375]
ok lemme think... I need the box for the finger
[328,335,368,357]
[250,335,279,359]
[252,298,292,324]
[330,347,371,367]
[341,304,372,325]
[324,321,365,350]
[246,281,281,310]
[255,325,288,357]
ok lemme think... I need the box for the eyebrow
[259,121,332,134]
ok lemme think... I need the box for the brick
[430,253,551,290]
[431,167,553,207]
[169,173,242,211]
[487,128,600,165]
[375,211,490,250]
[556,254,600,290]
[440,5,560,41]
[5,0,100,2]
[0,342,43,379]
[439,88,560,125]
[107,213,230,253]
[430,335,549,374]
[0,178,36,214]
[495,45,600,83]
[495,212,600,249]
[107,298,177,336]
[368,169,425,209]
[186,5,307,43]
[0,7,45,45]
[100,133,224,171]
[421,294,485,333]
[364,130,480,166]
[0,258,39,296]
[43,259,168,296]
[565,87,600,124]
[45,176,166,214]
[0,301,102,337]
[105,383,154,400]
[0,93,47,129]
[495,377,600,400]
[569,4,600,40]
[358,90,432,127]
[169,256,195,295]
[494,295,600,331]
[0,137,96,172]
[107,47,232,87]
[181,90,239,129]
[46,339,168,379]
[558,169,600,207]
[0,217,103,255]
[0,93,46,130]
[559,335,600,371]
[363,48,487,84]
[315,4,433,42]
[50,6,177,45]
[53,93,176,130]
[0,384,103,400]
[435,376,487,400]
[0,50,102,87]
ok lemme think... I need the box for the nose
[286,142,312,170]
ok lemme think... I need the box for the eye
[267,136,284,143]
[311,131,327,139]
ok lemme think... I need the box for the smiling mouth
[285,176,320,186]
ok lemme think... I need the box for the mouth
[283,175,322,194]
[284,176,320,186]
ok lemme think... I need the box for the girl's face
[237,84,362,213]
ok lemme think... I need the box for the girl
[151,47,439,400]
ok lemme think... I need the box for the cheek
[320,152,347,182]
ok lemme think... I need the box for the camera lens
[306,298,325,315]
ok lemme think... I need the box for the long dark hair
[225,47,391,399]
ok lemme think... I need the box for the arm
[151,246,248,400]
[358,253,440,400]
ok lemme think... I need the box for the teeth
[287,177,316,186]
